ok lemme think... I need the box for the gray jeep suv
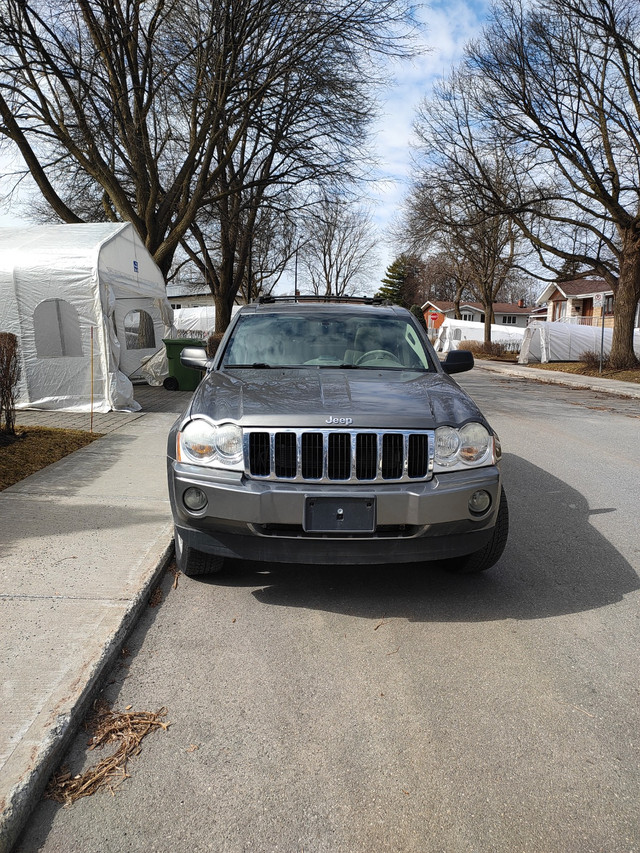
[167,299,508,577]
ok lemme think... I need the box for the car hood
[188,368,488,431]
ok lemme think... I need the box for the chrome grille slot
[356,433,377,479]
[408,433,429,478]
[382,433,404,479]
[301,432,323,479]
[328,432,351,480]
[249,432,270,476]
[246,429,434,483]
[274,432,296,478]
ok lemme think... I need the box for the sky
[0,1,491,288]
[369,0,490,282]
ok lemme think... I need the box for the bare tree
[181,198,298,311]
[0,0,416,328]
[416,0,640,367]
[403,159,521,343]
[421,254,467,309]
[298,197,379,297]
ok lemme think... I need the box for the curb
[471,360,640,400]
[0,528,175,853]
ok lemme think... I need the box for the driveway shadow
[210,453,639,622]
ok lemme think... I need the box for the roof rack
[253,294,390,305]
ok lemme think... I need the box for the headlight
[178,419,244,469]
[458,423,491,464]
[435,426,461,467]
[213,423,243,463]
[434,423,495,471]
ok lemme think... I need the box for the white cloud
[368,0,490,280]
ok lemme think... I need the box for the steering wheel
[355,349,403,366]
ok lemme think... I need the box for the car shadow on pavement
[219,453,639,623]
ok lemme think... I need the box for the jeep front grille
[246,429,434,483]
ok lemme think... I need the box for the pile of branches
[46,701,170,805]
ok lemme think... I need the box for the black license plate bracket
[304,496,376,533]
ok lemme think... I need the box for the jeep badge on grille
[326,416,353,426]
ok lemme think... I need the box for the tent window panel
[33,299,83,358]
[124,310,156,349]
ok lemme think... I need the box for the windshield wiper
[226,362,273,369]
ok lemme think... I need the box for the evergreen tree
[376,255,411,306]
[409,304,427,330]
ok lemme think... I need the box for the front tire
[174,527,224,577]
[445,487,509,575]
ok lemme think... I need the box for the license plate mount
[304,496,376,533]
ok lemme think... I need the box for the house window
[502,315,517,324]
[461,313,473,322]
[605,295,614,315]
[33,298,83,358]
[124,309,156,350]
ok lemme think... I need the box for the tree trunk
[214,291,234,333]
[483,301,493,345]
[213,257,237,333]
[610,230,640,370]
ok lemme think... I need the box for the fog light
[183,487,207,512]
[469,489,491,514]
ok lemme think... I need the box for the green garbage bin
[162,338,207,391]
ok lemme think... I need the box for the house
[166,279,214,309]
[528,305,548,324]
[421,300,531,333]
[534,278,620,327]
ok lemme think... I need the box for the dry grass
[523,361,640,384]
[45,701,170,805]
[0,426,101,491]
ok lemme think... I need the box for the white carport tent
[518,321,640,363]
[0,223,172,411]
[434,318,525,352]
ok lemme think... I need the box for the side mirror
[442,349,474,374]
[180,347,210,371]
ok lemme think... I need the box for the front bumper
[168,459,502,565]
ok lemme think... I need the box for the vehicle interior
[222,313,434,370]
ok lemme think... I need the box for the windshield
[221,312,435,371]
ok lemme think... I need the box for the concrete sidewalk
[0,365,638,852]
[0,386,190,853]
[472,358,640,399]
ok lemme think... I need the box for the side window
[404,325,429,368]
[33,299,83,358]
[124,310,156,349]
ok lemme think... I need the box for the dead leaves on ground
[45,701,170,806]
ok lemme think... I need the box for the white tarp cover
[434,318,525,352]
[518,321,640,363]
[0,223,172,411]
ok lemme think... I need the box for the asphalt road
[15,371,640,853]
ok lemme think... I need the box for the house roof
[422,300,530,314]
[166,280,211,298]
[536,278,612,305]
